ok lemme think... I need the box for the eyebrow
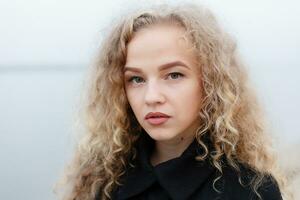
[123,61,190,73]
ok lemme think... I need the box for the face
[124,23,203,143]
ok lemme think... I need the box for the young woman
[58,3,289,200]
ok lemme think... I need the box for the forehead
[125,24,198,71]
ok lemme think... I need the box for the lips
[145,112,171,125]
[145,112,170,119]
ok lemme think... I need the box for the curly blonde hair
[56,3,290,200]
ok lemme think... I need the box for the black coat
[112,133,282,200]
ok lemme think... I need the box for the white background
[0,0,299,199]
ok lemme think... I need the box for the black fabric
[111,131,283,200]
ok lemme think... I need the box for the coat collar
[116,131,216,200]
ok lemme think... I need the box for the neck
[150,134,195,166]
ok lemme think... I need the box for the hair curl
[55,3,290,200]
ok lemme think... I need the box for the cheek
[126,88,142,114]
[174,81,202,101]
[174,84,202,113]
[190,88,202,111]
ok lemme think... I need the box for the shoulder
[256,175,283,200]
[220,162,283,200]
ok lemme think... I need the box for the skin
[124,23,203,166]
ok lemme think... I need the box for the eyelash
[126,72,184,84]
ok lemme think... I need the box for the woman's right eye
[127,76,144,84]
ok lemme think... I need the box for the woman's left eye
[167,72,184,80]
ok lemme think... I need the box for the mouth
[144,112,171,125]
[146,117,170,125]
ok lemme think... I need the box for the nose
[144,80,166,105]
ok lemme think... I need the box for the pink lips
[145,112,170,125]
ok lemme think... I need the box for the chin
[145,130,178,142]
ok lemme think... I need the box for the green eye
[128,76,144,84]
[168,72,184,79]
